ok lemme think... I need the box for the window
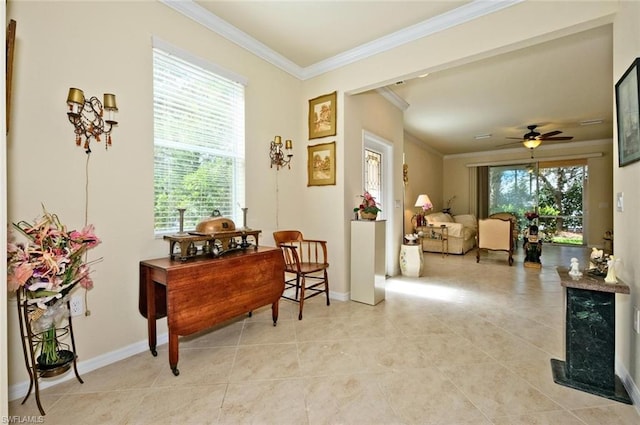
[364,148,382,208]
[153,42,246,235]
[488,164,538,220]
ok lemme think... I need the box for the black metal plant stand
[16,288,84,415]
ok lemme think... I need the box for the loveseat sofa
[416,212,477,254]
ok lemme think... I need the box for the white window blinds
[153,46,245,235]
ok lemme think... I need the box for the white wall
[6,1,301,389]
[613,0,640,400]
[345,91,404,278]
[403,133,444,234]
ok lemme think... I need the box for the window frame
[152,38,247,236]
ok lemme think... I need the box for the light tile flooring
[9,245,640,424]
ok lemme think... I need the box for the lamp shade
[414,194,432,208]
[522,139,541,149]
[66,88,85,105]
[103,93,118,111]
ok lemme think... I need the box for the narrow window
[364,148,383,212]
[153,45,245,235]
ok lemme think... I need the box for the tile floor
[9,245,640,424]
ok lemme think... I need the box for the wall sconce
[66,87,118,153]
[269,135,293,170]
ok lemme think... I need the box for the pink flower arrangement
[354,191,382,214]
[7,206,101,308]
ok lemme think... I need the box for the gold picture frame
[307,142,336,186]
[308,91,336,139]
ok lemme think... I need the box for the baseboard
[616,358,640,414]
[8,332,168,402]
[330,290,349,302]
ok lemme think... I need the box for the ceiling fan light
[523,139,541,149]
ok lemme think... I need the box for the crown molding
[376,87,410,111]
[160,0,524,81]
[159,0,305,79]
[445,138,612,160]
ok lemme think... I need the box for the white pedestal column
[350,220,386,305]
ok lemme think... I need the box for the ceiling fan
[506,124,574,150]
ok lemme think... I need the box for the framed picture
[307,142,336,186]
[615,57,640,167]
[308,91,337,139]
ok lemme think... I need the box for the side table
[400,243,424,277]
[416,224,449,257]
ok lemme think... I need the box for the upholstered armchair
[489,212,519,248]
[476,217,514,265]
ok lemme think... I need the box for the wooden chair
[273,230,330,320]
[476,218,514,266]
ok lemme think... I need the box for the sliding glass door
[488,164,538,231]
[487,160,586,245]
[537,161,586,245]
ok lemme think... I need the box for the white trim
[159,0,523,80]
[464,152,603,168]
[152,36,249,86]
[446,139,612,160]
[363,130,396,277]
[376,87,410,111]
[329,291,350,302]
[616,357,640,416]
[158,1,303,79]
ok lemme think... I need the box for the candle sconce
[66,88,118,153]
[269,135,293,170]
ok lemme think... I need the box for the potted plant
[354,191,381,220]
[7,206,101,368]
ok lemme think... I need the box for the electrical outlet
[70,295,84,317]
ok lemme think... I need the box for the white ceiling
[170,1,613,155]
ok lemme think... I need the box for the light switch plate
[616,192,624,212]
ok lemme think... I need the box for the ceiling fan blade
[543,136,573,141]
[542,138,571,144]
[539,130,562,138]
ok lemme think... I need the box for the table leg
[146,273,157,357]
[271,301,279,326]
[169,332,179,376]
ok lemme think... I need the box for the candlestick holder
[177,208,186,234]
[241,208,249,230]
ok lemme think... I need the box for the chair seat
[285,262,328,274]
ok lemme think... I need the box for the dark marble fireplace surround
[551,268,632,404]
